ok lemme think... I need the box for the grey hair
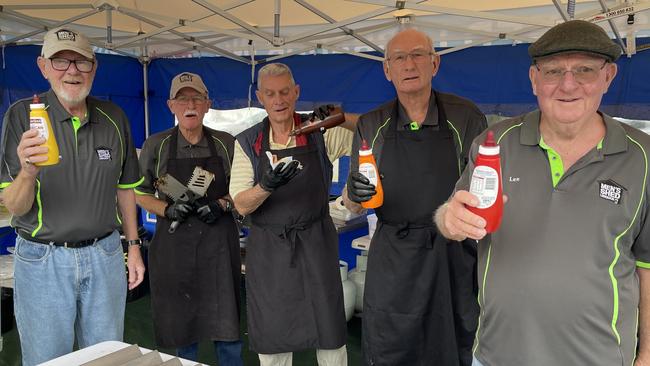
[257,63,296,89]
[384,28,435,61]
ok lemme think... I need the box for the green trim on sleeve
[371,117,391,150]
[30,179,43,237]
[212,136,231,170]
[118,176,145,189]
[447,119,462,176]
[95,107,125,164]
[0,182,11,189]
[473,242,493,355]
[636,261,650,269]
[608,135,648,345]
[134,188,154,196]
[156,135,172,178]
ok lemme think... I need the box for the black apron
[246,121,346,354]
[149,127,241,348]
[362,93,478,366]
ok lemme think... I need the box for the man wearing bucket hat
[135,72,243,365]
[0,27,144,365]
[436,20,650,366]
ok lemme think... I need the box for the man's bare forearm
[233,185,271,216]
[117,188,138,240]
[2,170,37,216]
[136,194,168,218]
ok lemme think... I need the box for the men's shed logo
[599,179,625,204]
[56,30,76,42]
[96,147,112,161]
[179,74,193,82]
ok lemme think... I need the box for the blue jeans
[13,231,127,366]
[177,340,243,366]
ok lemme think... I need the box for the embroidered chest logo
[598,179,625,205]
[96,147,112,161]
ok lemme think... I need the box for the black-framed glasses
[49,57,95,73]
[534,61,608,84]
[173,95,208,105]
[386,50,434,65]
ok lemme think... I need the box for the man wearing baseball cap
[0,27,145,365]
[436,20,650,366]
[135,72,243,365]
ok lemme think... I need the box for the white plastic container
[367,213,377,239]
[339,261,357,321]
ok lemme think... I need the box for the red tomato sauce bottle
[467,130,503,233]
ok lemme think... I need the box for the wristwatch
[224,200,233,212]
[127,238,142,247]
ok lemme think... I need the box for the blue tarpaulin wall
[2,42,649,147]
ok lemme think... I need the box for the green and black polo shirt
[457,110,650,366]
[0,90,142,242]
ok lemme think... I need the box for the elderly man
[436,20,650,366]
[343,28,486,366]
[230,63,356,366]
[135,72,242,365]
[0,28,144,365]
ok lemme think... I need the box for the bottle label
[30,117,49,139]
[359,162,378,186]
[469,165,499,208]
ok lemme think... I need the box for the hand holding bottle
[16,129,48,176]
[346,172,376,203]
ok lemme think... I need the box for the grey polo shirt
[0,90,142,242]
[456,110,650,366]
[135,126,234,197]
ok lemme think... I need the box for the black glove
[194,199,224,224]
[347,171,376,203]
[310,104,335,121]
[164,202,193,221]
[259,161,301,192]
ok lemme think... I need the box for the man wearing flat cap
[0,27,145,365]
[136,72,243,365]
[436,20,650,366]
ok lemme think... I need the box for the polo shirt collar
[45,89,92,124]
[396,91,438,130]
[177,130,209,149]
[519,109,628,155]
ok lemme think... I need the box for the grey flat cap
[529,20,621,61]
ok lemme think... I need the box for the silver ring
[25,158,32,165]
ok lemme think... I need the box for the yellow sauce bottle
[29,95,60,166]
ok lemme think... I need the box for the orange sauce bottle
[359,140,383,209]
[29,95,60,166]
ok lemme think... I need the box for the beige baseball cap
[169,72,209,99]
[42,27,94,59]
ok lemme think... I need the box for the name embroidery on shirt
[599,179,625,205]
[96,147,112,161]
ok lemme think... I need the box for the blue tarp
[2,42,649,147]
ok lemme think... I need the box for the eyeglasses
[49,57,95,73]
[173,95,208,105]
[534,61,608,84]
[386,50,434,65]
